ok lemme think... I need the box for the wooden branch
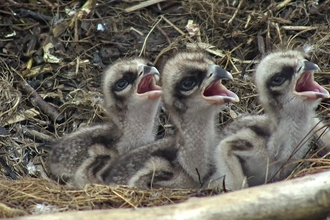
[7,171,330,220]
[21,127,55,143]
[20,82,63,122]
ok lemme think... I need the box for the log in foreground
[6,171,330,220]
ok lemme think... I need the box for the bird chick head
[255,49,329,109]
[161,52,239,115]
[102,57,162,115]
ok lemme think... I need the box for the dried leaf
[43,43,61,64]
[229,109,238,119]
[185,20,200,37]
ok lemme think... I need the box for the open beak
[136,65,163,100]
[202,64,239,104]
[293,60,329,100]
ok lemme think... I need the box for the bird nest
[0,177,217,218]
[0,0,330,218]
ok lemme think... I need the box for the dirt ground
[0,0,330,218]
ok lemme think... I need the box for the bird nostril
[139,71,143,76]
[209,73,213,78]
[143,66,152,75]
[296,66,302,73]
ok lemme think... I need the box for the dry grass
[0,0,330,218]
[0,177,216,218]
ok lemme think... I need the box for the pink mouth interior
[203,81,238,103]
[295,71,329,99]
[137,74,160,94]
[295,72,323,93]
[204,81,229,96]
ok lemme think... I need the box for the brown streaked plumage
[100,52,239,189]
[210,49,330,190]
[48,57,163,185]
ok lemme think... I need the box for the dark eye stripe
[121,71,137,84]
[111,71,137,92]
[266,66,294,88]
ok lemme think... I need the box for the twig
[69,0,96,28]
[276,0,292,10]
[39,0,55,8]
[125,0,167,13]
[3,108,40,126]
[282,26,318,31]
[21,127,55,143]
[244,14,251,29]
[257,33,266,55]
[274,22,282,44]
[24,64,53,78]
[74,17,79,42]
[150,160,156,190]
[15,9,52,22]
[162,15,194,43]
[186,42,254,63]
[222,175,228,192]
[153,46,177,66]
[20,82,63,122]
[0,157,17,180]
[139,16,163,57]
[111,189,137,209]
[228,0,244,24]
[195,168,204,187]
[130,27,144,36]
[0,92,20,120]
[75,56,80,75]
[156,26,171,45]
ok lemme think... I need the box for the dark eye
[180,77,196,91]
[114,79,129,91]
[270,74,286,86]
